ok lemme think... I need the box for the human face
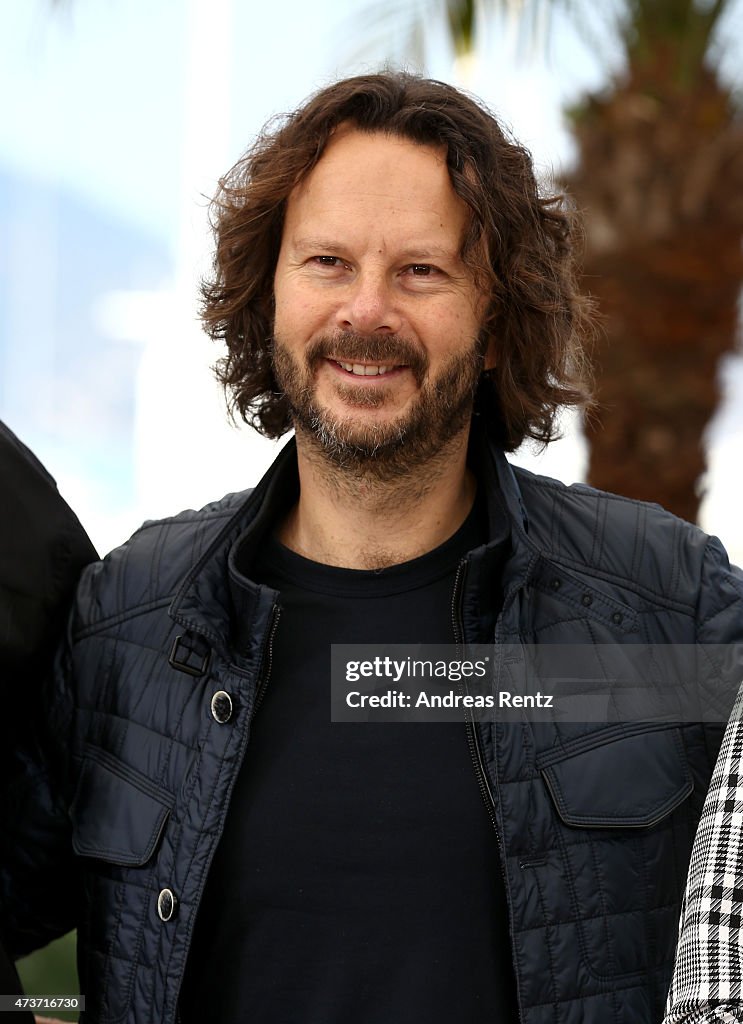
[272,128,490,474]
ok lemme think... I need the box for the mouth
[327,358,408,379]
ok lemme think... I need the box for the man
[0,421,97,1021]
[1,72,742,1024]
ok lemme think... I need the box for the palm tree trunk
[564,66,743,521]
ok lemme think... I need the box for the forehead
[282,128,470,250]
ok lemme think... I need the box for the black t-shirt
[180,496,517,1023]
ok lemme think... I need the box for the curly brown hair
[202,71,594,451]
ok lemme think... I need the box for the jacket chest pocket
[539,726,693,829]
[71,746,173,865]
[70,746,174,1023]
[534,726,694,982]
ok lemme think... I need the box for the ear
[476,291,497,371]
[483,334,497,372]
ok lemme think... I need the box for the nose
[334,270,403,335]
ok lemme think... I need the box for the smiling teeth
[337,361,395,376]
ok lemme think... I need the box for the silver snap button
[210,690,233,724]
[157,888,177,922]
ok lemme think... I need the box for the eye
[312,256,346,268]
[405,264,440,277]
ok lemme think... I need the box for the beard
[271,330,486,481]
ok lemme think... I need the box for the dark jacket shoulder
[0,421,97,677]
[514,465,741,625]
[72,489,254,634]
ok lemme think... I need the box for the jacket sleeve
[664,539,743,1023]
[663,683,743,1023]
[0,603,87,958]
[0,729,82,957]
[0,420,97,685]
[0,422,96,956]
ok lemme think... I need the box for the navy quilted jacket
[2,426,742,1024]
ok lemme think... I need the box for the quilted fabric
[1,427,742,1024]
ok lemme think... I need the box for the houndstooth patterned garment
[665,685,743,1023]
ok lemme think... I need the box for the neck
[277,426,476,569]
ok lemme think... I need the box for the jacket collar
[459,414,536,640]
[169,419,536,662]
[168,438,296,667]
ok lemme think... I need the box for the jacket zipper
[451,558,498,832]
[253,603,281,715]
[452,557,525,1024]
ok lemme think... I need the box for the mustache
[305,333,429,385]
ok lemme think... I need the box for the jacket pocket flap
[71,749,173,866]
[540,728,693,828]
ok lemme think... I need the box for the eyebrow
[292,237,462,263]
